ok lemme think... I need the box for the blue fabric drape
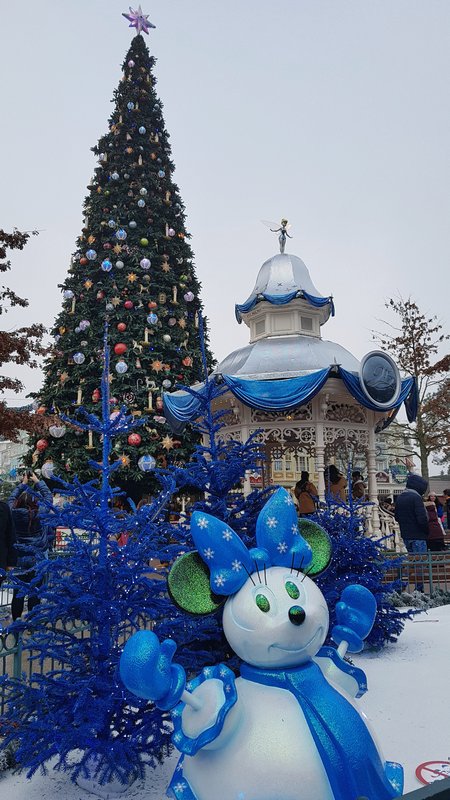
[235,291,334,323]
[339,368,416,414]
[404,377,419,423]
[222,369,331,411]
[164,368,418,428]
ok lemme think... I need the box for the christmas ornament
[63,290,74,300]
[124,300,134,310]
[49,425,66,438]
[116,229,127,240]
[41,461,55,480]
[116,260,124,269]
[128,60,135,67]
[73,352,86,364]
[167,228,175,237]
[127,273,138,283]
[114,343,127,355]
[140,238,149,246]
[139,188,147,196]
[36,405,47,415]
[155,396,164,410]
[129,221,137,229]
[106,303,114,312]
[184,291,195,302]
[84,280,93,289]
[86,249,97,260]
[147,301,157,310]
[158,169,165,178]
[111,296,122,307]
[96,290,105,300]
[122,6,156,35]
[137,199,146,208]
[168,317,176,326]
[102,259,113,272]
[92,388,101,402]
[151,360,163,373]
[36,439,49,452]
[120,488,402,800]
[138,126,146,134]
[127,433,142,446]
[147,313,158,325]
[119,454,130,467]
[140,258,151,270]
[108,219,116,228]
[163,334,171,343]
[115,360,128,374]
[79,320,90,331]
[182,356,193,367]
[103,243,112,250]
[138,454,156,472]
[111,172,120,181]
[113,244,123,254]
[162,379,172,389]
[127,102,135,111]
[117,322,127,332]
[161,434,174,450]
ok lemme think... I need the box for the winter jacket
[394,474,429,542]
[295,481,318,515]
[0,500,17,570]
[425,501,445,542]
[329,477,347,502]
[8,481,53,566]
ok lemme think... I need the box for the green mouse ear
[168,551,226,615]
[298,519,333,577]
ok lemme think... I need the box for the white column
[367,414,380,534]
[315,395,327,501]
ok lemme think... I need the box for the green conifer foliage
[29,34,212,494]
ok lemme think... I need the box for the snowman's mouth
[270,627,323,654]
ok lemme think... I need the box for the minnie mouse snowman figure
[120,488,403,800]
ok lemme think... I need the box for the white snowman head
[222,567,329,668]
[168,487,333,669]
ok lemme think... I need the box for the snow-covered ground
[2,606,450,799]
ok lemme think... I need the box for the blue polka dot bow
[190,487,313,595]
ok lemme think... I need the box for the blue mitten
[120,630,186,710]
[331,585,377,653]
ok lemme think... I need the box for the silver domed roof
[236,252,333,325]
[212,335,360,380]
[249,252,324,298]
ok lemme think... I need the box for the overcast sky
[1,0,449,405]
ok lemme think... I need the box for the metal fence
[384,552,450,595]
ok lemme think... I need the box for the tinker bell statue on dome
[263,218,293,253]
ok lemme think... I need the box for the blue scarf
[240,660,401,800]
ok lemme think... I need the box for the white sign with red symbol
[416,761,450,784]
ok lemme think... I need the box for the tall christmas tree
[28,10,212,495]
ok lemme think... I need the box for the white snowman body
[177,567,374,800]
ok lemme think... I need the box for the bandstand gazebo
[164,239,417,537]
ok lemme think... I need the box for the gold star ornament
[127,273,138,283]
[161,435,174,450]
[151,360,163,373]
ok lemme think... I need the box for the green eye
[285,581,300,600]
[255,594,270,612]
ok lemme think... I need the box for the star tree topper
[122,5,156,35]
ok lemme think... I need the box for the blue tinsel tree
[0,328,179,786]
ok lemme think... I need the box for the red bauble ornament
[97,290,105,300]
[79,257,88,266]
[147,301,158,310]
[103,243,112,250]
[36,438,49,452]
[127,433,142,446]
[182,356,193,367]
[114,343,127,355]
[92,389,101,402]
[124,300,134,310]
[117,322,127,332]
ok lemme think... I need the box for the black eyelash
[243,563,256,586]
[301,565,313,582]
[264,563,267,586]
[296,555,305,577]
[254,559,262,584]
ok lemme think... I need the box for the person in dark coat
[425,496,446,552]
[394,473,429,592]
[0,500,17,579]
[8,472,52,620]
